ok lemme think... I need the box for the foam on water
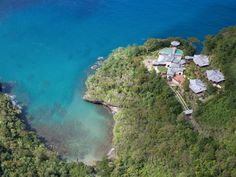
[0,0,236,163]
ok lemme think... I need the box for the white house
[193,55,209,67]
[171,41,181,47]
[153,47,183,66]
[152,45,185,79]
[206,70,225,83]
[189,79,207,94]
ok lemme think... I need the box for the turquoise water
[0,0,236,163]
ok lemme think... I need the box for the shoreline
[1,81,116,164]
[83,93,118,160]
[2,92,63,156]
[83,94,120,115]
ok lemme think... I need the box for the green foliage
[0,94,92,177]
[206,84,217,95]
[194,26,236,176]
[196,26,236,126]
[96,158,114,177]
[85,28,236,176]
[183,79,190,92]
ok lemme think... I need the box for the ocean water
[0,0,236,163]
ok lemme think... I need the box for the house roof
[184,110,193,115]
[166,63,184,78]
[206,70,225,83]
[157,55,172,63]
[170,63,184,73]
[171,41,180,47]
[180,59,186,65]
[185,56,194,60]
[189,79,207,93]
[155,47,183,66]
[173,75,185,84]
[172,57,182,64]
[167,68,175,78]
[155,46,185,78]
[156,53,182,64]
[193,55,209,67]
[159,48,183,56]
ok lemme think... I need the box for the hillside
[85,27,236,177]
[195,26,236,127]
[0,94,92,177]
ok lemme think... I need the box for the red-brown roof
[173,75,185,84]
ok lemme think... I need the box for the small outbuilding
[184,109,193,115]
[193,55,209,67]
[185,56,194,60]
[206,70,225,83]
[189,79,207,94]
[171,41,180,47]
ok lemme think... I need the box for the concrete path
[169,86,189,111]
[169,86,203,133]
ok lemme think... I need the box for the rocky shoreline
[83,93,118,160]
[83,94,120,115]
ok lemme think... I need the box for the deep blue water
[0,0,236,163]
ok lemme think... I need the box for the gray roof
[184,110,193,115]
[206,70,225,83]
[159,47,183,56]
[180,59,186,65]
[155,47,183,66]
[185,56,194,60]
[172,57,182,64]
[170,63,184,73]
[156,54,182,65]
[166,63,184,78]
[157,55,172,63]
[167,68,175,78]
[189,79,207,94]
[171,41,180,46]
[193,55,209,67]
[155,47,185,78]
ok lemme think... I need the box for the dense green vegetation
[196,26,236,126]
[86,28,236,177]
[0,94,92,177]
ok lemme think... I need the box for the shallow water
[0,0,235,163]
